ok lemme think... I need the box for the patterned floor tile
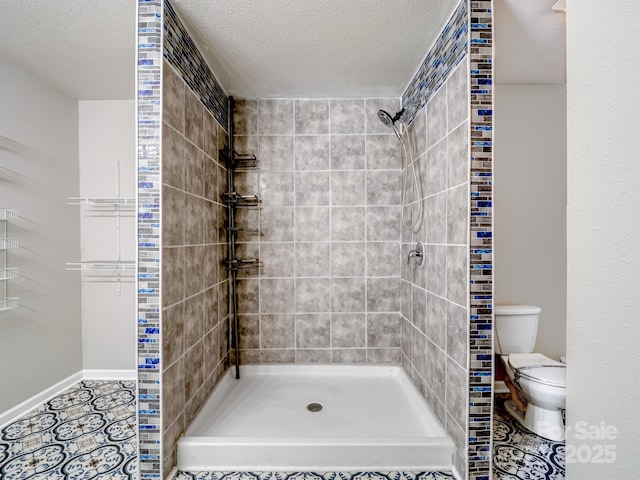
[0,380,137,480]
[493,395,565,479]
[173,473,454,480]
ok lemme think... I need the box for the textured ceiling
[168,0,459,98]
[0,0,565,101]
[0,1,136,100]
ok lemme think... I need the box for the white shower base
[177,364,454,471]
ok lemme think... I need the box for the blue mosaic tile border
[468,1,494,479]
[137,1,163,479]
[401,0,468,125]
[163,0,229,127]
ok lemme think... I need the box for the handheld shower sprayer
[376,108,406,127]
[376,102,424,233]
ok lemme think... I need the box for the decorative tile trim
[468,1,494,479]
[137,1,163,479]
[401,0,468,124]
[163,0,229,127]
[174,472,454,480]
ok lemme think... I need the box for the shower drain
[307,402,323,412]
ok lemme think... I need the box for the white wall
[78,101,136,372]
[566,2,640,478]
[0,58,82,412]
[495,84,567,359]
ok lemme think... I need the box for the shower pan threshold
[177,364,454,471]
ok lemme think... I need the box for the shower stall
[136,0,494,479]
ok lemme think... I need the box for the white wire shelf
[0,268,18,281]
[0,239,18,250]
[67,197,135,207]
[0,209,18,221]
[0,297,19,312]
[65,261,135,271]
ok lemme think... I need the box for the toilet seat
[508,353,566,387]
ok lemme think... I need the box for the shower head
[377,109,396,127]
[377,108,407,128]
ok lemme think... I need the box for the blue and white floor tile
[0,380,137,480]
[493,395,565,479]
[173,473,454,480]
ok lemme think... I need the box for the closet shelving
[66,163,135,293]
[1,208,19,312]
[222,98,263,378]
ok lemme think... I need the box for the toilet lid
[508,353,566,387]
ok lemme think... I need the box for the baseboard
[0,371,83,428]
[0,369,137,428]
[83,369,137,380]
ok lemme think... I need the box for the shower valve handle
[407,242,424,267]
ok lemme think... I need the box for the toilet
[495,305,566,441]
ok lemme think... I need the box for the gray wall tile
[260,314,295,348]
[331,313,366,348]
[295,242,330,277]
[447,184,468,245]
[447,121,469,188]
[259,135,294,170]
[260,279,295,313]
[332,349,366,363]
[367,348,401,364]
[296,171,331,206]
[295,278,331,313]
[366,135,402,170]
[295,206,330,241]
[446,246,468,306]
[331,277,366,312]
[366,206,400,241]
[366,242,400,277]
[295,314,331,348]
[330,135,365,170]
[331,242,366,277]
[261,349,296,364]
[260,171,294,206]
[331,170,366,206]
[367,313,401,347]
[427,86,447,147]
[447,62,469,132]
[331,207,365,241]
[261,206,294,242]
[233,99,257,135]
[296,349,332,363]
[259,99,294,134]
[366,170,401,206]
[260,243,294,277]
[295,135,331,170]
[367,277,402,312]
[330,99,365,134]
[163,63,184,133]
[295,99,329,134]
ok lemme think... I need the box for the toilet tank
[494,305,541,354]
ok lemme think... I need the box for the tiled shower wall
[160,60,230,475]
[232,98,405,364]
[137,0,493,479]
[401,61,470,478]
